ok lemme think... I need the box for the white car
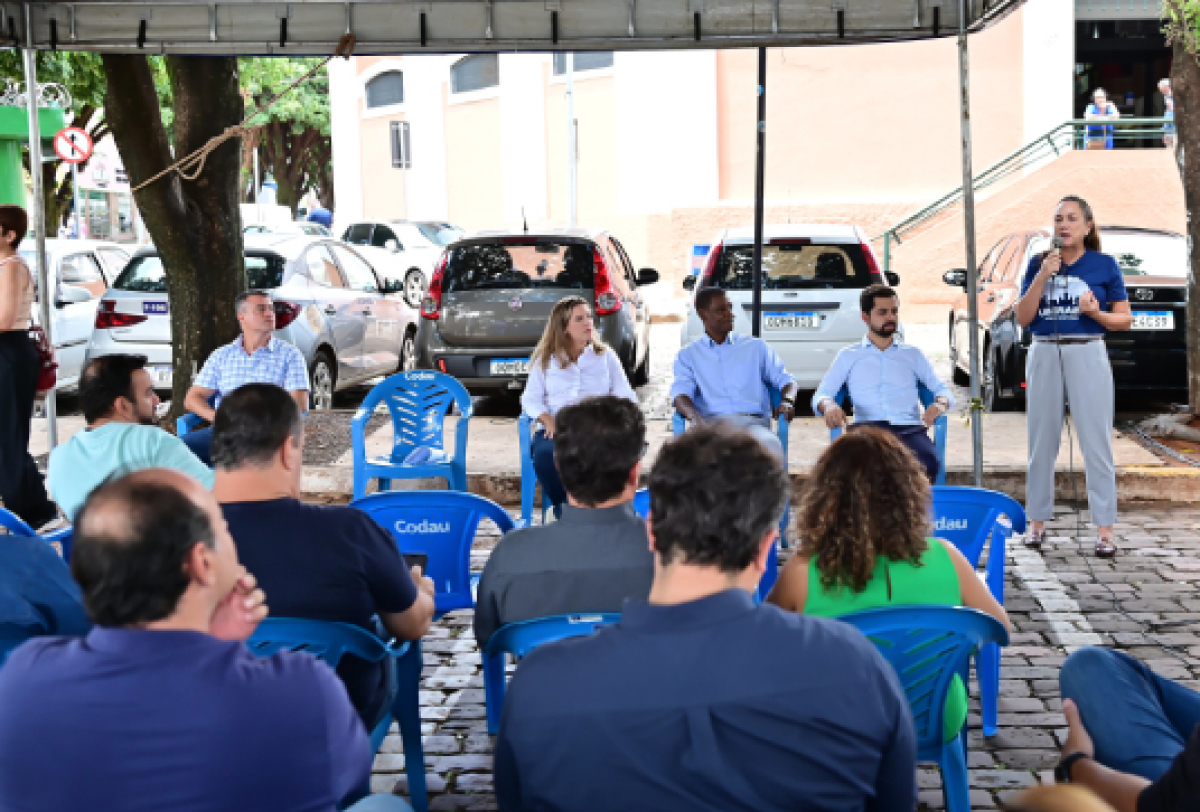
[244,221,331,238]
[341,220,464,308]
[22,239,132,390]
[681,225,898,389]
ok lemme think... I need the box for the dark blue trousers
[530,430,566,518]
[852,421,939,483]
[181,426,214,467]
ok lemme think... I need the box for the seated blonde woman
[521,295,638,518]
[767,427,1010,742]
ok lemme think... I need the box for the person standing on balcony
[1084,88,1120,150]
[1159,79,1176,151]
[522,295,638,520]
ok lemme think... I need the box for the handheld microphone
[1050,236,1064,274]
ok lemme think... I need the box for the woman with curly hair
[767,427,1009,742]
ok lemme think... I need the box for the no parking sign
[53,127,93,164]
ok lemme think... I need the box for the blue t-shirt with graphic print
[1019,249,1127,337]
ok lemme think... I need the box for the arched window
[365,71,404,108]
[552,52,614,75]
[451,54,499,94]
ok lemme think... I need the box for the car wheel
[630,339,651,387]
[403,269,425,309]
[399,329,417,372]
[309,351,337,411]
[982,344,1013,413]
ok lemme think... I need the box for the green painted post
[0,105,66,207]
[883,232,891,273]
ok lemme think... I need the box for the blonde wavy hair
[531,295,608,370]
[797,427,931,593]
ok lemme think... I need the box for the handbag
[28,324,57,397]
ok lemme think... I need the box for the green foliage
[1164,0,1200,53]
[0,50,105,109]
[239,57,330,136]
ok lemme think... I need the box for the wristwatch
[1054,752,1091,784]
[934,396,951,411]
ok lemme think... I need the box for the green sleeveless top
[804,537,966,743]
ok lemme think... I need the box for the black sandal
[1024,529,1045,550]
[1095,537,1118,558]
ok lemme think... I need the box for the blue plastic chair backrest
[350,491,514,613]
[0,507,71,561]
[632,489,650,518]
[246,617,394,667]
[838,606,1009,749]
[673,386,786,437]
[930,486,1026,569]
[359,371,473,464]
[0,508,36,537]
[829,381,939,437]
[484,613,621,659]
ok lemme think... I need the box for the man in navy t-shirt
[0,468,376,811]
[495,425,917,812]
[212,384,436,729]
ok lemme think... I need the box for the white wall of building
[499,54,549,223]
[327,57,364,233]
[403,56,452,222]
[1022,0,1075,145]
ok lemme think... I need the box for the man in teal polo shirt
[47,354,213,521]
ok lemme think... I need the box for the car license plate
[1132,311,1174,330]
[148,364,173,387]
[765,311,821,329]
[490,358,530,376]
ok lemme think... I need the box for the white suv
[681,225,897,388]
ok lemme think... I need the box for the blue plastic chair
[483,613,620,735]
[246,618,428,812]
[838,606,1009,812]
[351,491,514,616]
[352,371,473,500]
[672,387,792,551]
[930,486,1025,737]
[828,383,948,486]
[0,506,73,561]
[631,489,778,601]
[176,393,216,437]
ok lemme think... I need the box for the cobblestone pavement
[367,502,1200,810]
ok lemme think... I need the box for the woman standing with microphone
[1016,196,1131,556]
[522,295,639,519]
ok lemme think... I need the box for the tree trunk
[101,55,245,417]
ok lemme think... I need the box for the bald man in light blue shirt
[813,285,953,481]
[670,288,798,459]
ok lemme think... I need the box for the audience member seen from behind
[495,425,916,812]
[212,383,435,730]
[0,204,57,529]
[1052,646,1200,812]
[182,289,311,466]
[670,287,798,460]
[1084,88,1120,150]
[813,284,953,482]
[768,428,1010,743]
[475,396,653,649]
[0,469,393,811]
[48,354,214,522]
[521,296,638,518]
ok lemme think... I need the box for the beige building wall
[444,93,505,229]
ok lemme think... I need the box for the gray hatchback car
[415,228,658,394]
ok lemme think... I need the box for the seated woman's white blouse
[521,344,638,419]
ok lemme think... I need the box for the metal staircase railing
[878,117,1171,271]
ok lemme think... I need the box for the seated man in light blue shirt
[182,289,310,466]
[670,288,798,459]
[47,354,215,522]
[812,284,954,482]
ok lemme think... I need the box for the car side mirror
[381,278,403,295]
[942,268,968,288]
[885,271,900,287]
[682,275,697,291]
[385,239,400,253]
[636,268,659,286]
[56,284,92,306]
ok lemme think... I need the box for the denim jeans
[1059,646,1200,781]
[530,430,566,518]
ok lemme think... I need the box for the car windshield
[1104,233,1187,278]
[711,243,874,290]
[443,241,595,292]
[416,222,465,247]
[114,253,287,292]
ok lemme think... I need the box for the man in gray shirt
[473,396,653,648]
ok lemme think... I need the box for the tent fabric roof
[1,0,1019,55]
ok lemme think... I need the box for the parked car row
[944,226,1188,411]
[85,234,420,409]
[341,220,465,309]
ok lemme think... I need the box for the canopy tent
[4,0,1017,54]
[7,0,1010,484]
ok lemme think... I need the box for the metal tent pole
[22,9,56,450]
[957,0,982,486]
[751,46,767,338]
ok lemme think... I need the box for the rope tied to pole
[132,33,356,195]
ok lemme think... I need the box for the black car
[944,227,1188,411]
